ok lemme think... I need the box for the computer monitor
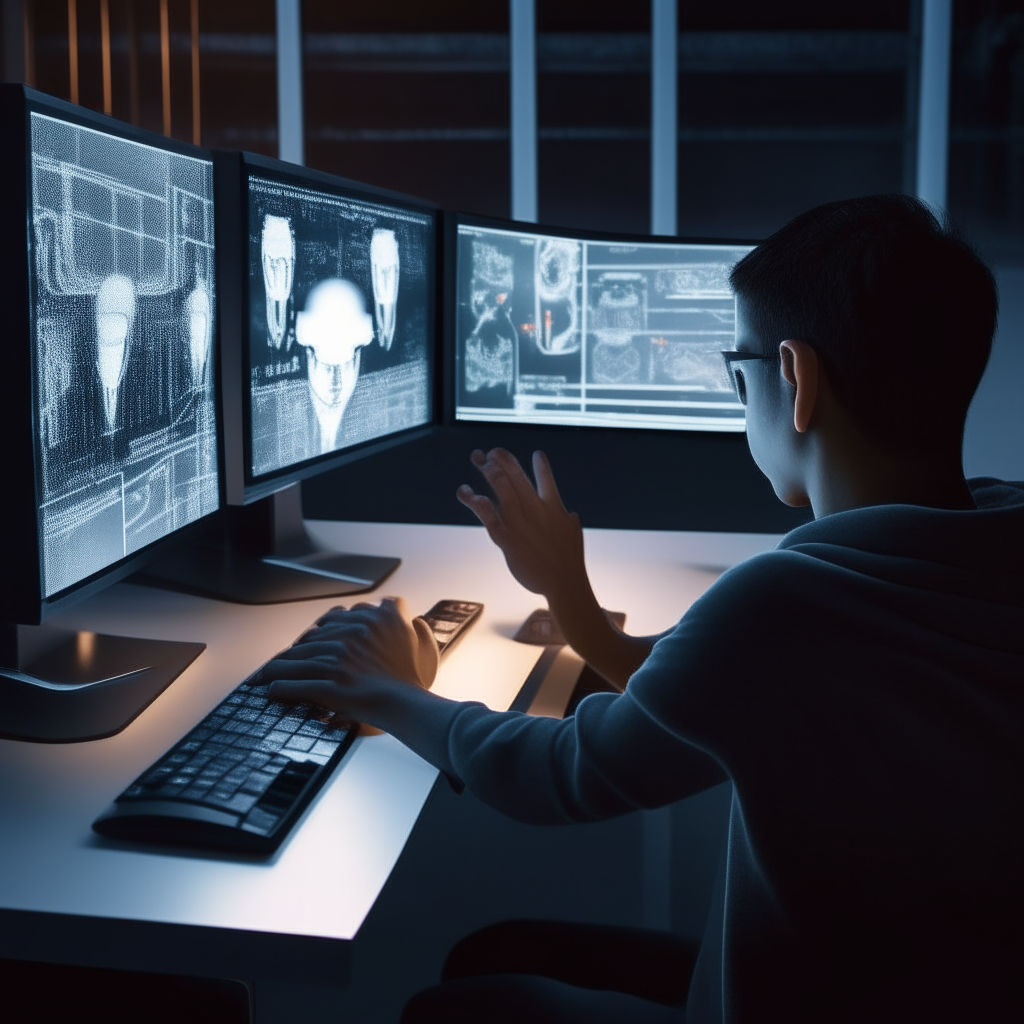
[140,152,438,603]
[0,86,220,741]
[449,215,755,433]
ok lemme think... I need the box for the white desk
[0,522,778,982]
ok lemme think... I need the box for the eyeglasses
[720,351,780,406]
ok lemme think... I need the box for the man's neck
[808,436,974,518]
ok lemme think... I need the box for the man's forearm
[546,578,655,689]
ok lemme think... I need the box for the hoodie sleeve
[370,570,759,825]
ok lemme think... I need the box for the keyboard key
[310,739,340,758]
[258,732,291,752]
[241,807,280,835]
[239,771,278,796]
[284,735,316,752]
[209,753,245,770]
[157,783,188,797]
[181,782,215,800]
[223,792,260,814]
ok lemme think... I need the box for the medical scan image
[455,224,754,431]
[247,176,433,478]
[30,113,219,599]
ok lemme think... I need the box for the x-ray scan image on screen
[247,175,432,478]
[455,224,754,432]
[29,113,219,598]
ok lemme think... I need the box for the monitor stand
[0,623,205,743]
[134,484,400,604]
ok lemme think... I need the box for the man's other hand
[456,448,587,601]
[264,597,439,718]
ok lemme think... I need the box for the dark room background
[11,0,1024,531]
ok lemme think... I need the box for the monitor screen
[30,112,219,600]
[246,173,434,481]
[454,221,755,432]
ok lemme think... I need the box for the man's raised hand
[456,448,587,601]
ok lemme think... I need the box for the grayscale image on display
[247,176,432,478]
[30,113,218,599]
[455,224,754,431]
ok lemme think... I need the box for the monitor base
[136,544,400,604]
[134,484,400,604]
[0,626,204,743]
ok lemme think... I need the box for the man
[265,196,1023,1022]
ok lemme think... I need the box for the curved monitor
[451,215,755,433]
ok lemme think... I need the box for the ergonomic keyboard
[93,600,483,854]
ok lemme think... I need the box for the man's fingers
[269,640,358,662]
[268,678,344,711]
[411,617,441,684]
[457,485,504,536]
[532,450,566,510]
[381,595,410,619]
[262,656,349,682]
[316,606,350,626]
[473,450,528,524]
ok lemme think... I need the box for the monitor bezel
[216,150,441,506]
[442,210,760,431]
[0,85,222,627]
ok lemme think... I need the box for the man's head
[730,195,997,455]
[729,195,998,513]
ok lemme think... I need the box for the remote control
[420,600,484,655]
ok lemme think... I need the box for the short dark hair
[730,194,998,454]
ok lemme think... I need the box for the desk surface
[0,522,778,948]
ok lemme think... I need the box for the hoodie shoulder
[968,477,1024,509]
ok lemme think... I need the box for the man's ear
[779,340,819,434]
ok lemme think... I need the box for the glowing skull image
[370,228,400,351]
[95,274,136,431]
[186,282,212,388]
[296,278,374,454]
[261,215,295,350]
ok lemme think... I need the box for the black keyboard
[93,600,483,854]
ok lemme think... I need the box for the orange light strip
[160,0,171,136]
[67,0,78,104]
[100,0,112,115]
